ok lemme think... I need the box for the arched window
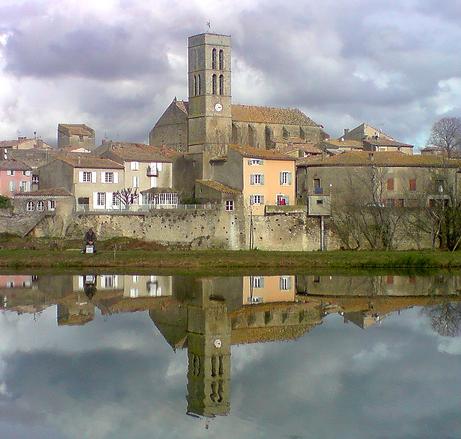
[212,48,217,69]
[219,75,224,95]
[37,201,45,211]
[198,74,202,95]
[193,75,197,96]
[26,201,34,211]
[219,49,224,69]
[212,74,217,95]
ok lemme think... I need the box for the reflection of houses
[243,275,295,305]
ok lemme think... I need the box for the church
[149,32,327,177]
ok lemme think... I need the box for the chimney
[343,128,349,136]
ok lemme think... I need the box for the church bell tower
[187,33,232,176]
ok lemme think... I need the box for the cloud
[0,0,460,146]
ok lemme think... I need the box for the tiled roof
[322,139,364,149]
[196,179,241,194]
[0,138,53,149]
[363,138,414,148]
[229,144,296,161]
[14,188,72,197]
[0,159,31,171]
[102,142,179,162]
[58,146,92,153]
[56,155,124,169]
[231,104,320,126]
[175,101,320,127]
[283,143,323,154]
[341,123,394,141]
[58,124,94,136]
[297,151,461,168]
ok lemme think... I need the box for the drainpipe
[320,215,325,251]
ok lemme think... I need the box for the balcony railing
[314,186,323,195]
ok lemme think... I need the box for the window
[198,74,202,95]
[250,174,264,185]
[193,75,197,96]
[130,161,139,171]
[19,181,28,192]
[32,175,39,184]
[316,199,324,205]
[435,179,445,193]
[7,170,14,176]
[387,178,394,191]
[132,275,139,283]
[147,163,158,176]
[313,178,322,194]
[48,200,56,211]
[280,171,292,185]
[277,195,289,206]
[96,192,106,207]
[409,178,416,191]
[104,172,114,183]
[385,198,395,208]
[250,194,264,205]
[9,181,15,192]
[212,74,217,95]
[280,276,291,291]
[219,49,224,69]
[37,201,44,211]
[219,74,224,95]
[79,135,84,142]
[82,171,92,182]
[26,201,34,211]
[130,288,139,298]
[7,281,14,288]
[23,170,31,176]
[112,192,120,206]
[212,48,217,69]
[396,199,405,208]
[225,200,234,211]
[252,276,264,288]
[248,159,263,165]
[132,176,140,188]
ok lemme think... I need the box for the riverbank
[0,236,460,274]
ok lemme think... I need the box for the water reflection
[1,273,461,423]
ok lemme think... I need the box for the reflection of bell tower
[186,298,231,417]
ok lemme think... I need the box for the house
[296,151,461,209]
[57,124,95,150]
[38,155,124,211]
[0,136,53,150]
[338,123,414,155]
[274,140,323,158]
[13,188,73,215]
[0,159,32,197]
[195,179,242,212]
[207,145,296,215]
[96,141,179,208]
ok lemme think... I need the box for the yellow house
[208,144,296,215]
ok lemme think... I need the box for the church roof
[231,104,320,126]
[172,100,320,127]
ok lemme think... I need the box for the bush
[0,196,11,209]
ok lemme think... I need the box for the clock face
[214,103,223,112]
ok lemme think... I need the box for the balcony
[146,166,158,177]
[313,186,323,195]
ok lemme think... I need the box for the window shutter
[114,172,119,184]
[79,171,84,183]
[250,175,254,185]
[287,277,291,289]
[93,192,98,209]
[91,171,96,183]
[260,195,265,204]
[288,172,292,184]
[157,162,163,172]
[250,195,254,205]
[101,171,105,182]
[260,277,265,288]
[260,174,264,185]
[280,172,283,185]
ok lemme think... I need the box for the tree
[427,117,461,158]
[113,188,139,210]
[425,302,461,337]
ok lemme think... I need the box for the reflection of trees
[425,302,461,337]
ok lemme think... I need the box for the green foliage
[0,196,11,209]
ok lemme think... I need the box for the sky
[0,0,461,148]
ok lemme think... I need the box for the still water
[0,273,461,438]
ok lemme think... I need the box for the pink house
[0,159,32,198]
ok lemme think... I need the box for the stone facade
[57,124,95,150]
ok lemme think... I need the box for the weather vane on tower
[206,21,211,32]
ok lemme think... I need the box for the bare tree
[427,117,461,157]
[114,188,139,210]
[425,302,461,337]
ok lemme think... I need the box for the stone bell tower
[187,33,232,177]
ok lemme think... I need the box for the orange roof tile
[56,155,124,169]
[297,151,461,168]
[102,142,179,162]
[229,144,296,161]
